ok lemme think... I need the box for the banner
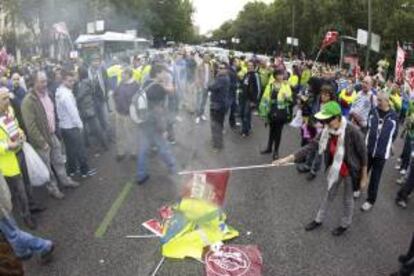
[321,31,339,49]
[205,245,263,276]
[395,45,406,84]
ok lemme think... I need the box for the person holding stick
[273,101,368,236]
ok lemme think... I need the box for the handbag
[22,142,50,187]
[269,85,289,124]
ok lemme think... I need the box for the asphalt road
[24,113,413,276]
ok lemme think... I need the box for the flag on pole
[321,31,339,49]
[181,171,230,206]
[395,44,406,84]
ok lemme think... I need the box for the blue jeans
[137,124,177,181]
[239,99,252,135]
[0,217,52,258]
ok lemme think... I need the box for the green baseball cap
[314,101,341,120]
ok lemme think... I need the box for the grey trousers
[315,176,354,228]
[36,134,71,193]
[4,176,30,219]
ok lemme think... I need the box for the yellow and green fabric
[0,107,22,177]
[259,81,292,123]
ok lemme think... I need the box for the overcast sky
[192,0,273,35]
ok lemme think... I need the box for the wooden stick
[178,163,295,175]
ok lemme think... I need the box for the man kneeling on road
[273,101,368,236]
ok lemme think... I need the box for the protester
[22,71,79,200]
[113,68,139,160]
[56,71,96,178]
[75,67,109,152]
[259,69,292,160]
[136,64,177,185]
[273,101,368,236]
[208,62,230,151]
[195,55,212,124]
[240,61,261,137]
[360,92,398,211]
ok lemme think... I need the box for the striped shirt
[0,109,19,142]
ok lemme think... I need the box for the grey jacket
[294,123,368,190]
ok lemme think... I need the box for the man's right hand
[7,141,20,151]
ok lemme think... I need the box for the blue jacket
[366,108,398,159]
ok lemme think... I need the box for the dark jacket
[294,123,368,190]
[21,91,53,150]
[366,108,398,159]
[113,82,139,116]
[75,79,96,119]
[241,71,261,103]
[208,73,230,111]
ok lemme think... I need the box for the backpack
[129,81,156,124]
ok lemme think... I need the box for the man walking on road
[208,62,230,151]
[274,101,368,236]
[136,64,177,185]
[22,71,79,199]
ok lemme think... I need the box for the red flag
[321,31,339,49]
[181,171,230,206]
[395,45,406,84]
[204,245,263,276]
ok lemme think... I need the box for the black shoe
[260,149,272,155]
[297,165,310,173]
[40,244,54,265]
[389,272,400,276]
[137,175,150,185]
[272,153,279,161]
[305,221,322,231]
[398,254,413,264]
[23,216,37,230]
[306,172,316,181]
[30,205,46,213]
[332,226,348,236]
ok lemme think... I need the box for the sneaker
[63,179,80,188]
[332,226,348,236]
[82,168,97,178]
[305,220,322,231]
[201,115,207,121]
[260,149,272,155]
[137,175,150,185]
[396,200,408,209]
[175,116,183,123]
[235,122,241,127]
[398,254,413,264]
[168,139,177,145]
[395,164,401,170]
[195,117,201,124]
[361,201,373,212]
[353,191,361,199]
[306,172,316,181]
[49,189,65,200]
[296,165,310,173]
[400,169,407,175]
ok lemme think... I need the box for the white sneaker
[400,169,407,175]
[195,117,200,124]
[353,191,361,199]
[201,115,207,121]
[49,189,65,199]
[175,116,183,123]
[397,177,406,185]
[395,164,401,170]
[361,202,373,212]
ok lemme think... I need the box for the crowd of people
[0,47,413,275]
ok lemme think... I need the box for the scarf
[318,117,347,190]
